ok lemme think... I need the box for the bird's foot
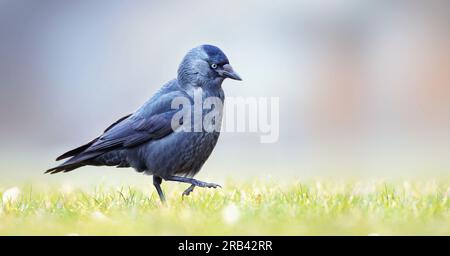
[192,180,222,189]
[166,175,222,192]
[182,184,195,198]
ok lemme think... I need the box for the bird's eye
[211,63,218,69]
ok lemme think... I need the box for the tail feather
[55,138,98,161]
[46,151,103,174]
[47,114,133,174]
[45,163,86,174]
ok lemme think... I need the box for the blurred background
[0,0,449,185]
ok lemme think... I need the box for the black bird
[46,45,242,202]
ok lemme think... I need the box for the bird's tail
[45,163,86,174]
[55,138,98,161]
[45,147,102,174]
[47,114,133,174]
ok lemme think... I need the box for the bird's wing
[46,84,188,174]
[85,110,180,152]
[46,110,181,174]
[103,113,133,133]
[55,113,133,161]
[83,88,188,153]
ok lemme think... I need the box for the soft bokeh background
[1,0,449,186]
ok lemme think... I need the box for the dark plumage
[46,45,242,202]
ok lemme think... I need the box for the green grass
[0,179,449,235]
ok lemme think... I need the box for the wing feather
[55,113,132,161]
[46,83,187,174]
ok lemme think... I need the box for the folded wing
[46,88,187,174]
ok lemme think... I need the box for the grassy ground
[0,178,449,235]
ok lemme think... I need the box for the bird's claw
[193,180,221,189]
[207,183,221,189]
[182,182,221,199]
[182,184,195,198]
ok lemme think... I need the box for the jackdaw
[46,44,242,202]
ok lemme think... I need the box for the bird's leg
[153,176,166,203]
[182,184,196,198]
[165,175,221,189]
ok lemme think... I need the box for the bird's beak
[220,64,242,81]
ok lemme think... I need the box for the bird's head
[178,45,242,88]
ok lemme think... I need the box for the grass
[0,178,449,235]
